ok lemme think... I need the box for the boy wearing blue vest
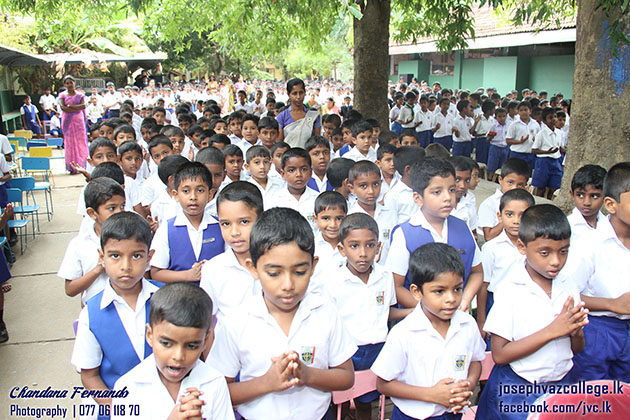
[71,212,157,416]
[150,162,225,285]
[385,157,482,311]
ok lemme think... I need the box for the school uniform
[313,232,345,275]
[487,122,509,172]
[208,291,357,420]
[397,104,415,129]
[268,166,283,182]
[343,146,377,163]
[113,354,235,420]
[390,105,402,133]
[348,202,397,263]
[149,189,178,225]
[371,305,485,420]
[307,173,333,192]
[0,155,10,208]
[379,171,401,202]
[414,109,433,148]
[531,124,563,190]
[199,248,261,325]
[338,144,352,157]
[566,207,606,244]
[506,118,539,173]
[246,174,284,201]
[477,188,502,231]
[264,185,319,231]
[451,192,478,232]
[477,259,580,419]
[383,180,416,225]
[237,137,263,155]
[140,172,165,207]
[451,114,473,157]
[386,209,481,290]
[20,103,41,134]
[571,216,630,382]
[472,115,493,164]
[432,112,454,151]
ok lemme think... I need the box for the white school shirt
[0,134,13,156]
[71,279,158,370]
[249,100,266,116]
[474,115,494,137]
[379,171,401,202]
[57,221,109,305]
[102,91,122,110]
[371,305,485,419]
[309,173,330,193]
[348,202,397,263]
[326,263,396,345]
[149,189,178,225]
[432,112,454,138]
[532,124,562,159]
[506,118,540,153]
[0,155,9,184]
[39,93,57,111]
[480,230,520,293]
[264,185,319,230]
[386,208,481,277]
[389,105,401,125]
[484,258,581,382]
[313,232,345,274]
[452,114,473,143]
[574,216,630,319]
[477,188,503,229]
[488,122,508,147]
[451,192,478,231]
[566,207,606,244]
[113,355,235,420]
[208,291,357,420]
[397,105,415,128]
[246,175,284,200]
[383,180,416,225]
[506,114,518,129]
[237,137,263,155]
[123,175,142,208]
[343,146,377,162]
[140,172,165,207]
[268,166,283,181]
[200,249,261,324]
[150,208,222,269]
[413,109,433,132]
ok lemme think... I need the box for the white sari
[283,109,320,148]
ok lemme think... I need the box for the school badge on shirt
[382,229,391,240]
[375,291,385,305]
[202,237,216,244]
[455,355,466,371]
[301,346,316,365]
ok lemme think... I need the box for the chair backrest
[8,137,27,149]
[14,129,32,139]
[21,156,50,171]
[6,188,23,204]
[9,143,16,154]
[29,146,53,157]
[27,141,48,151]
[47,138,63,147]
[9,177,36,191]
[332,370,378,404]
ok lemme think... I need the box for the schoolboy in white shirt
[305,136,333,192]
[432,97,456,152]
[244,146,284,199]
[148,155,189,225]
[113,283,235,420]
[376,143,399,201]
[413,95,433,148]
[449,157,478,233]
[209,208,357,420]
[373,242,486,420]
[566,164,607,243]
[344,120,378,163]
[506,101,539,173]
[312,191,347,279]
[384,146,425,225]
[531,108,564,200]
[140,136,174,212]
[451,100,476,158]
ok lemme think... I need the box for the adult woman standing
[59,75,88,174]
[276,78,321,148]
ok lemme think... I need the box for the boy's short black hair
[499,188,535,212]
[208,134,231,148]
[571,164,607,192]
[157,154,188,186]
[89,137,117,158]
[507,101,519,111]
[519,204,571,245]
[351,120,373,138]
[339,213,378,244]
[281,147,311,169]
[603,162,630,202]
[518,100,532,110]
[196,146,225,169]
[113,124,136,140]
[100,211,152,250]
[199,129,216,142]
[92,161,125,186]
[84,177,125,211]
[258,116,279,130]
[187,124,204,138]
[500,158,530,179]
[365,118,380,129]
[217,181,263,216]
[348,160,381,184]
[400,128,418,141]
[304,135,330,153]
[162,126,185,138]
[322,113,342,128]
[424,143,450,158]
[541,107,556,122]
[117,140,143,158]
[410,157,455,196]
[178,113,194,124]
[149,283,213,331]
[246,145,270,163]
[223,144,243,158]
[409,243,465,289]
[151,106,166,116]
[378,130,399,147]
[327,158,354,188]
[449,156,472,173]
[341,118,358,131]
[173,161,212,190]
[241,113,260,127]
[209,118,227,131]
[314,191,348,215]
[439,96,451,106]
[270,141,290,156]
[394,146,425,176]
[249,207,314,267]
[456,99,470,112]
[481,100,496,114]
[102,118,124,130]
[494,107,507,116]
[148,135,173,154]
[377,143,397,161]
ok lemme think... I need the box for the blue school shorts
[487,145,509,172]
[351,342,385,402]
[417,130,432,148]
[391,406,462,420]
[531,157,563,190]
[452,141,472,158]
[433,135,453,151]
[474,137,489,164]
[508,151,535,176]
[571,315,630,382]
[391,121,403,135]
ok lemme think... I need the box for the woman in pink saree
[58,75,88,174]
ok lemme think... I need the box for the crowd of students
[52,75,630,420]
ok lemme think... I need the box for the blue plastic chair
[10,176,53,221]
[20,156,54,187]
[7,187,39,238]
[47,138,64,148]
[26,141,47,151]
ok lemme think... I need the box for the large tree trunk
[556,0,630,210]
[353,0,391,129]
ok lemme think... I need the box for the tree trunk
[353,0,391,129]
[556,0,630,210]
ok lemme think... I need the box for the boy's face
[371,127,381,146]
[88,195,126,227]
[119,150,143,177]
[342,127,353,145]
[518,236,570,280]
[469,168,480,190]
[99,238,153,296]
[229,119,242,137]
[179,120,191,134]
[191,132,202,148]
[225,155,244,180]
[349,172,381,209]
[376,153,396,177]
[242,120,259,144]
[419,99,428,111]
[146,321,210,386]
[90,146,117,167]
[153,112,166,125]
[213,122,228,135]
[499,173,528,194]
[169,135,185,155]
[24,97,31,105]
[246,156,271,181]
[308,145,330,176]
[322,122,337,140]
[401,135,418,147]
[410,272,463,322]
[571,185,604,219]
[605,191,630,227]
[518,105,531,121]
[464,104,474,118]
[556,115,566,129]
[314,207,345,244]
[199,137,210,149]
[440,101,450,113]
[331,134,344,151]
[282,157,312,191]
[200,122,211,131]
[339,228,379,277]
[246,241,317,314]
[454,169,471,200]
[272,147,289,170]
[174,175,211,217]
[259,128,278,149]
[238,92,246,103]
[543,112,557,130]
[414,175,456,221]
[498,199,530,239]
[495,112,507,125]
[99,125,114,140]
[115,132,135,146]
[352,130,372,154]
[203,163,226,192]
[150,144,173,165]
[428,102,436,112]
[218,200,258,255]
[141,127,151,143]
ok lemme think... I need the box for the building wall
[528,55,574,97]
[482,56,518,95]
[460,58,484,91]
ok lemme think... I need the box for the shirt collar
[406,303,472,336]
[249,289,324,325]
[174,207,218,230]
[409,208,448,239]
[135,354,217,387]
[100,278,157,311]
